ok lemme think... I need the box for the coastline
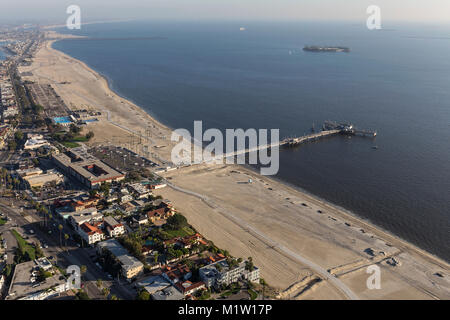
[19,33,450,299]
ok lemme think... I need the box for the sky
[0,0,449,25]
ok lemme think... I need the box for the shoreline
[241,163,449,268]
[20,33,450,299]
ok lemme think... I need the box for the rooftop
[151,285,184,301]
[97,239,143,271]
[103,216,122,228]
[136,275,171,295]
[53,147,125,184]
[7,260,65,300]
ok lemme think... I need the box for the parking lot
[89,145,157,173]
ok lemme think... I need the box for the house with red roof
[79,222,105,245]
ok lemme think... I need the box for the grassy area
[11,229,37,261]
[161,226,195,239]
[220,291,232,298]
[61,141,80,148]
[248,289,258,300]
[71,136,89,142]
[54,131,88,148]
[0,218,6,225]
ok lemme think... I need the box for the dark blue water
[53,21,450,261]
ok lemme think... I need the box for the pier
[283,121,376,147]
[216,121,377,161]
[284,129,341,147]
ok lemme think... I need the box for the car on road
[29,229,34,234]
[42,243,49,248]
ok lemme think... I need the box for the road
[165,180,359,300]
[0,201,136,300]
[0,230,17,265]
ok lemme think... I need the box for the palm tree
[102,287,110,298]
[64,233,69,252]
[260,278,267,300]
[58,224,63,247]
[110,294,118,300]
[80,265,87,285]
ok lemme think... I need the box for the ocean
[53,20,450,261]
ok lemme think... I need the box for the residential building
[128,183,152,199]
[136,275,171,295]
[174,281,206,297]
[79,222,105,245]
[199,260,260,288]
[151,285,184,301]
[103,216,125,237]
[97,239,144,281]
[132,212,148,225]
[67,207,103,230]
[162,264,192,284]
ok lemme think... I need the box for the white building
[79,222,105,245]
[199,260,260,288]
[103,216,125,237]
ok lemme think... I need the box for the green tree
[8,140,17,151]
[58,224,63,247]
[96,279,103,289]
[86,131,94,140]
[137,290,150,300]
[166,213,188,230]
[102,287,110,298]
[69,124,81,134]
[64,233,69,251]
[14,130,23,141]
[80,265,87,281]
[76,290,90,300]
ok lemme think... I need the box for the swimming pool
[53,116,73,124]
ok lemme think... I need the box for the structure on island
[303,46,350,53]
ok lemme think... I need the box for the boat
[303,46,350,53]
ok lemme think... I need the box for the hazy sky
[1,0,449,24]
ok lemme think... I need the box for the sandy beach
[18,32,450,299]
